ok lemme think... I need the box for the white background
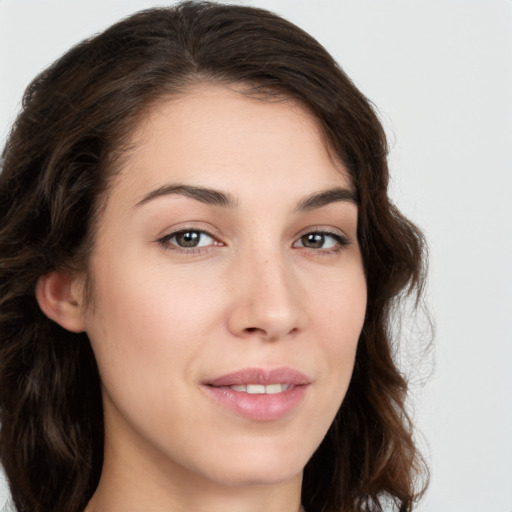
[1,1,511,511]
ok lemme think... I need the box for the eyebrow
[294,187,358,212]
[135,184,238,209]
[135,183,357,211]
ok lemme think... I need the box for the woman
[0,2,428,512]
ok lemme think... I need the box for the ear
[35,271,86,333]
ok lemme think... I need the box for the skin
[40,85,367,512]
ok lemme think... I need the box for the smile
[202,368,310,421]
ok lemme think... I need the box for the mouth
[202,367,311,421]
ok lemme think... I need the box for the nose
[226,248,305,341]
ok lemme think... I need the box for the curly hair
[0,2,428,511]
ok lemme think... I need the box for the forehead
[110,84,353,205]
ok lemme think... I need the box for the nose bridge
[252,245,295,306]
[227,239,303,340]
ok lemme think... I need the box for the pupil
[177,231,199,247]
[303,233,324,248]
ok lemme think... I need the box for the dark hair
[0,2,428,511]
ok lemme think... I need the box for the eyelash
[157,228,350,254]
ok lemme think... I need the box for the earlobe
[35,271,86,333]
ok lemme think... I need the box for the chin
[198,445,308,488]
[212,465,303,488]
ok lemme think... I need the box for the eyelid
[297,225,350,240]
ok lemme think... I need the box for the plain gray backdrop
[1,1,511,510]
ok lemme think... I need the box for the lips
[202,367,311,421]
[205,367,310,387]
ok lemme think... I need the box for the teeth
[247,384,265,394]
[230,383,290,394]
[265,383,283,394]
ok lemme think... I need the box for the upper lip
[204,367,311,387]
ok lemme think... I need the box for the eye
[293,231,349,251]
[159,229,216,249]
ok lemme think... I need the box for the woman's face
[80,85,367,491]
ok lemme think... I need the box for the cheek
[83,253,232,402]
[83,266,200,396]
[313,272,367,389]
[313,266,367,337]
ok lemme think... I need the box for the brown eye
[160,230,215,249]
[294,231,349,251]
[175,231,201,247]
[300,233,325,249]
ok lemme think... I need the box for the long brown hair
[0,2,428,511]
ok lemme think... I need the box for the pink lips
[202,367,310,421]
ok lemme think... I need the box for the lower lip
[202,385,308,421]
